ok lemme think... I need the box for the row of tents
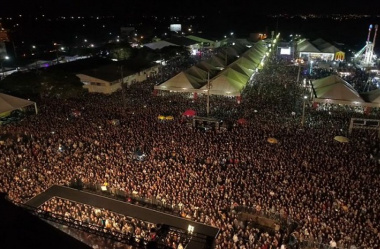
[154,40,269,96]
[311,75,380,107]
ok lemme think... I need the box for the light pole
[310,60,314,75]
[1,55,9,79]
[301,95,308,127]
[296,63,302,83]
[206,71,210,116]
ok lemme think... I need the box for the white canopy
[0,93,37,114]
[154,72,204,91]
[312,75,368,106]
[200,68,249,96]
[143,41,179,50]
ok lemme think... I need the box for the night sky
[1,0,380,16]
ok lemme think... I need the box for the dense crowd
[1,53,380,249]
[39,197,188,248]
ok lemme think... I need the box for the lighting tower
[363,24,373,65]
[362,24,378,67]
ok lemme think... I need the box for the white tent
[207,55,226,68]
[154,72,204,92]
[228,62,254,77]
[311,75,369,106]
[185,66,208,81]
[200,68,249,96]
[234,57,257,70]
[0,93,38,114]
[297,39,321,53]
[143,41,179,50]
[196,61,219,72]
[312,38,341,54]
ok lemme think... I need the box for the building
[77,63,160,94]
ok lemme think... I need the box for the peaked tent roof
[185,66,208,81]
[196,61,219,72]
[311,38,341,53]
[228,63,254,77]
[297,39,321,53]
[200,68,249,96]
[235,57,257,69]
[312,38,331,50]
[312,75,365,104]
[242,51,262,65]
[360,89,380,104]
[144,41,179,50]
[207,55,226,67]
[186,35,215,44]
[166,36,198,46]
[154,72,204,91]
[312,75,356,92]
[0,93,36,113]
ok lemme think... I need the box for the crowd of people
[1,49,380,249]
[39,197,189,248]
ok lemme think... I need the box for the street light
[1,55,9,79]
[310,60,314,74]
[301,95,308,127]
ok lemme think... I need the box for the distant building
[249,33,267,42]
[186,35,226,49]
[77,63,159,94]
[296,38,345,61]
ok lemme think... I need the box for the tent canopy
[311,75,367,105]
[0,93,36,114]
[360,89,380,104]
[154,72,204,91]
[297,39,320,53]
[200,68,249,96]
[143,41,179,50]
[185,66,208,81]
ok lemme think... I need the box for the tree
[0,71,41,98]
[104,41,133,61]
[39,70,85,99]
[0,69,85,99]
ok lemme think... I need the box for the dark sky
[1,0,380,16]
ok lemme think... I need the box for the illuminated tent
[200,68,249,96]
[224,47,240,57]
[251,42,267,54]
[154,72,204,92]
[185,66,208,81]
[312,38,342,54]
[0,93,38,115]
[196,61,219,72]
[143,41,179,50]
[311,75,366,106]
[228,62,254,77]
[235,57,257,69]
[297,39,320,53]
[207,55,226,68]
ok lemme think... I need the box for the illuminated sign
[170,24,182,32]
[280,47,291,55]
